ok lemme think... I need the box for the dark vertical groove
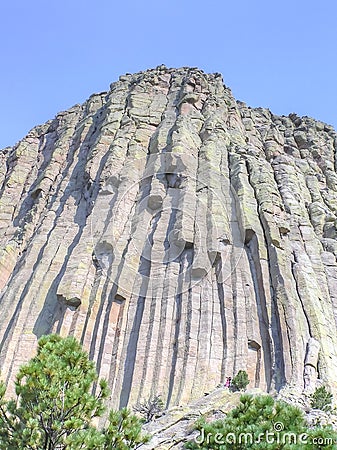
[243,159,286,390]
[166,291,182,408]
[91,283,118,394]
[245,232,273,390]
[119,294,145,408]
[80,266,103,345]
[176,286,192,404]
[107,299,126,387]
[217,281,227,384]
[270,282,286,390]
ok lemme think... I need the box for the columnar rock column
[1,66,337,407]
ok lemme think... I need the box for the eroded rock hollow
[1,66,337,408]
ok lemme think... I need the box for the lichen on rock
[0,66,337,410]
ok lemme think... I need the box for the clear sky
[1,0,336,149]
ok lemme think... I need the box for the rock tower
[1,66,337,408]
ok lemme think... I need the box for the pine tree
[310,385,333,412]
[185,394,337,449]
[0,334,149,449]
[103,408,150,449]
[133,394,164,422]
[231,370,250,391]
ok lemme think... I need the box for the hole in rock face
[279,225,290,236]
[57,294,81,309]
[31,188,42,199]
[179,92,199,105]
[323,222,337,239]
[184,241,193,249]
[93,241,113,270]
[191,267,207,280]
[115,293,126,303]
[248,339,261,350]
[147,194,163,210]
[166,173,188,189]
[244,229,255,245]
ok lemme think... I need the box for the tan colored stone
[1,67,337,412]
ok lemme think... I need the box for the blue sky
[1,0,336,148]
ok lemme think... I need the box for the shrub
[231,370,249,391]
[310,385,333,412]
[103,408,150,449]
[185,394,337,449]
[133,394,164,422]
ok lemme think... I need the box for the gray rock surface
[0,66,337,409]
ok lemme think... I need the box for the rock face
[1,66,337,409]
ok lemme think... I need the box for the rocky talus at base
[141,387,241,449]
[0,66,337,413]
[141,386,337,449]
